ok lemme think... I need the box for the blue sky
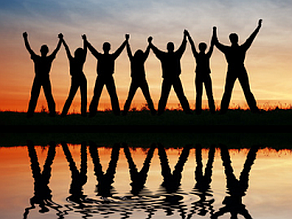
[0,0,292,111]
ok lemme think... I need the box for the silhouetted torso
[96,54,116,77]
[220,45,249,72]
[195,52,212,75]
[154,49,185,78]
[68,56,86,77]
[31,54,56,77]
[130,54,148,79]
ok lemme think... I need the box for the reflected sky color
[0,0,292,111]
[0,145,292,218]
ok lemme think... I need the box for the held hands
[184,29,189,37]
[148,36,153,44]
[23,32,28,38]
[125,34,130,41]
[58,33,63,39]
[82,34,87,41]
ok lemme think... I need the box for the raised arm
[112,34,129,60]
[212,27,228,53]
[61,37,72,60]
[50,33,63,57]
[82,34,87,57]
[243,19,262,50]
[207,29,215,57]
[186,30,198,57]
[126,37,133,60]
[175,30,188,57]
[23,32,35,56]
[143,44,151,61]
[148,36,164,59]
[83,35,101,59]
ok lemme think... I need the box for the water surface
[0,143,291,219]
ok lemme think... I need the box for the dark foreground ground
[1,109,292,126]
[1,109,292,148]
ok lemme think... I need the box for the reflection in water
[24,141,62,218]
[23,142,260,219]
[123,143,155,197]
[188,144,215,218]
[89,142,120,199]
[212,145,259,219]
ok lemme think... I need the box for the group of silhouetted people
[23,19,262,118]
[24,143,259,219]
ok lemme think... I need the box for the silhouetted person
[23,32,63,118]
[61,35,87,117]
[89,142,120,200]
[61,142,88,206]
[158,144,190,193]
[211,145,259,219]
[123,36,156,115]
[186,30,216,114]
[188,145,215,218]
[149,31,191,115]
[123,143,155,196]
[156,144,190,218]
[84,35,129,117]
[24,141,62,218]
[213,20,263,114]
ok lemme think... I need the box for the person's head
[103,42,111,53]
[74,48,85,59]
[40,45,49,56]
[134,49,144,59]
[198,42,207,52]
[167,42,174,52]
[229,33,239,45]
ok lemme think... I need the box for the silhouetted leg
[42,77,56,116]
[140,79,156,115]
[80,75,87,116]
[89,76,105,117]
[204,75,216,113]
[238,71,259,113]
[61,77,79,117]
[123,81,138,115]
[239,146,258,193]
[195,75,203,114]
[173,77,191,114]
[158,144,172,188]
[27,77,42,117]
[106,76,120,115]
[220,73,237,113]
[158,79,172,115]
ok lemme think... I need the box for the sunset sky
[0,0,291,112]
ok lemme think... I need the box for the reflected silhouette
[158,144,190,193]
[188,145,215,218]
[61,142,89,206]
[24,141,62,218]
[89,142,120,200]
[123,37,156,115]
[21,143,264,219]
[149,31,192,115]
[23,32,63,118]
[84,35,129,117]
[213,20,262,113]
[157,144,190,218]
[212,145,259,219]
[123,143,156,196]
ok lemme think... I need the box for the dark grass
[1,108,292,126]
[1,109,292,148]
